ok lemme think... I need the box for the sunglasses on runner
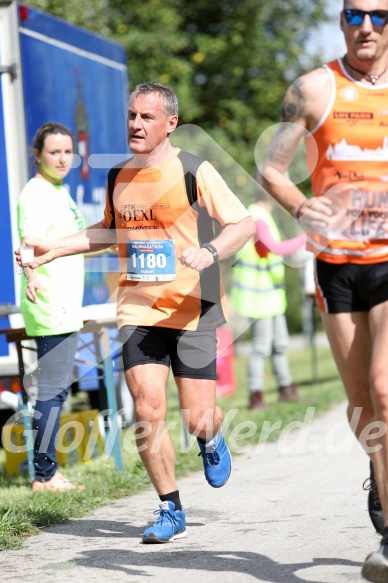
[343,9,388,27]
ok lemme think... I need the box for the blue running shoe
[197,429,232,488]
[142,501,187,544]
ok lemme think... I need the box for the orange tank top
[305,58,388,264]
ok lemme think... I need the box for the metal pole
[99,326,123,470]
[310,296,318,384]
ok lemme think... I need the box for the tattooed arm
[260,68,333,227]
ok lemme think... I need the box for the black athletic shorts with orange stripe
[315,259,388,313]
[120,325,217,379]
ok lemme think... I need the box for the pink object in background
[216,327,236,397]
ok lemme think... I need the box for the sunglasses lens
[371,13,388,26]
[344,9,388,26]
[344,10,363,25]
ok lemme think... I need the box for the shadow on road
[45,519,362,582]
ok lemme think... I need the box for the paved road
[0,402,377,583]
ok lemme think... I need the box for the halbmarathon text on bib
[126,239,176,281]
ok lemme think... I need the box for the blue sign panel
[19,4,130,305]
[0,78,16,355]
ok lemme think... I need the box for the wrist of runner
[200,242,219,263]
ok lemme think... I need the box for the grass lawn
[0,342,344,551]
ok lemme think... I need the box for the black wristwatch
[201,242,219,263]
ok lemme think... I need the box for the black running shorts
[120,325,217,379]
[315,259,388,313]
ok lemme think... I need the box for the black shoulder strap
[107,157,134,227]
[177,150,204,206]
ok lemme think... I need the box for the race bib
[126,239,176,281]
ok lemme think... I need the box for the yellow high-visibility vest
[231,204,286,319]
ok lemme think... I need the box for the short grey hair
[130,82,179,116]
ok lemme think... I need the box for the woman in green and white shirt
[18,121,85,492]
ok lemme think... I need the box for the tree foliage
[26,0,328,182]
[26,0,330,333]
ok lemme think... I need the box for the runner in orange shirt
[16,82,255,545]
[260,2,388,581]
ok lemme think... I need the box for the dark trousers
[33,332,79,481]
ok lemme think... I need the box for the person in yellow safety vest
[231,181,306,409]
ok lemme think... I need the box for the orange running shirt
[102,149,250,331]
[305,58,388,264]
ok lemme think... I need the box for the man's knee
[182,406,222,437]
[134,394,166,423]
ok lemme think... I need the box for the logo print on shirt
[340,86,359,102]
[326,137,388,161]
[333,112,373,119]
[120,207,157,222]
[334,169,365,182]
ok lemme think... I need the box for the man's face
[341,0,388,61]
[127,93,178,155]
